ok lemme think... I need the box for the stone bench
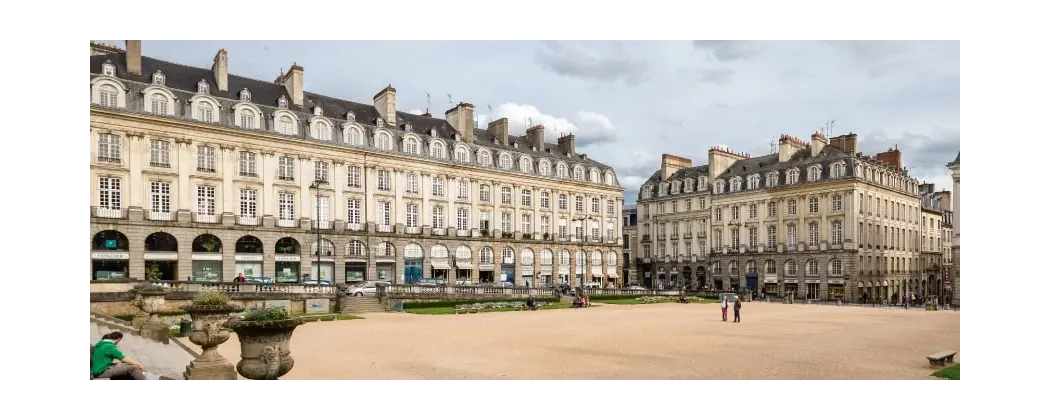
[926,350,958,368]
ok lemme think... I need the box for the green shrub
[192,290,230,306]
[241,307,290,322]
[402,298,557,309]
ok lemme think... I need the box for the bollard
[179,318,192,337]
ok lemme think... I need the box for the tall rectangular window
[378,170,391,192]
[98,177,121,209]
[239,151,257,177]
[521,189,532,206]
[314,161,329,183]
[502,212,511,232]
[315,196,330,226]
[457,208,469,230]
[541,191,550,209]
[541,216,551,234]
[767,225,777,247]
[432,206,445,229]
[406,204,418,227]
[591,197,599,213]
[832,195,843,212]
[748,227,758,249]
[558,194,567,210]
[501,187,512,205]
[377,201,391,226]
[150,139,170,167]
[347,199,360,224]
[431,177,444,196]
[149,181,171,213]
[521,214,532,233]
[480,185,490,202]
[197,185,216,216]
[278,156,295,181]
[575,196,584,212]
[197,146,215,172]
[278,193,295,221]
[240,189,257,217]
[240,112,255,129]
[731,229,740,248]
[98,133,120,162]
[787,225,796,247]
[558,218,567,239]
[457,180,469,200]
[808,223,819,246]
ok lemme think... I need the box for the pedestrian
[733,299,742,323]
[720,296,729,322]
[235,272,245,283]
[904,294,910,310]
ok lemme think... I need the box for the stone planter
[228,318,305,380]
[135,289,170,343]
[181,304,240,380]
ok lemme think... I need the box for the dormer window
[239,88,252,102]
[404,123,412,133]
[671,181,681,194]
[376,117,385,127]
[345,112,356,122]
[454,133,461,142]
[102,61,115,76]
[684,179,694,192]
[277,95,289,109]
[152,71,165,85]
[314,106,323,116]
[197,79,210,94]
[430,128,437,137]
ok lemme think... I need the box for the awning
[591,267,603,276]
[477,264,495,271]
[558,267,569,275]
[455,260,473,270]
[608,271,619,279]
[432,261,451,270]
[540,266,553,275]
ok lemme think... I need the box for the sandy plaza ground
[188,302,960,380]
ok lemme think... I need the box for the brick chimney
[526,124,545,151]
[661,154,692,181]
[777,134,807,163]
[488,118,509,146]
[275,63,304,107]
[372,85,396,126]
[212,49,228,92]
[876,146,902,170]
[125,40,141,75]
[444,102,475,143]
[829,133,858,154]
[558,133,576,155]
[810,131,827,157]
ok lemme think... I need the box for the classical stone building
[621,205,638,284]
[947,152,960,305]
[919,183,953,299]
[635,133,924,302]
[89,41,624,286]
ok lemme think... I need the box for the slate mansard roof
[89,51,619,183]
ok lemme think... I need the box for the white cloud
[477,103,617,146]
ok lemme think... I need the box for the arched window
[93,230,129,251]
[713,180,725,194]
[729,261,739,275]
[521,249,535,265]
[589,169,600,183]
[405,138,420,154]
[455,146,469,163]
[747,174,760,189]
[806,259,819,276]
[478,150,492,166]
[539,249,554,265]
[575,250,586,267]
[607,252,617,266]
[829,258,843,276]
[605,171,615,185]
[346,240,366,256]
[830,162,846,178]
[197,102,214,123]
[784,260,797,276]
[559,249,570,265]
[539,160,551,176]
[235,236,263,254]
[479,247,494,264]
[376,132,392,150]
[808,166,821,181]
[455,245,472,260]
[311,239,335,257]
[765,260,776,274]
[278,115,295,135]
[237,109,256,129]
[149,93,168,115]
[520,156,533,173]
[712,262,722,275]
[99,85,119,108]
[591,250,602,266]
[192,234,223,253]
[430,141,446,159]
[746,260,756,274]
[404,243,423,259]
[557,163,568,178]
[766,172,778,187]
[375,242,396,257]
[573,166,584,181]
[499,153,512,170]
[501,248,515,263]
[787,169,800,185]
[312,121,332,141]
[730,177,743,192]
[345,127,363,146]
[274,237,298,254]
[430,244,449,259]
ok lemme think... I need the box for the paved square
[203,303,960,380]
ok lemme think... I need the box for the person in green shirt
[91,332,147,380]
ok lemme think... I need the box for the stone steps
[90,318,195,380]
[340,296,387,313]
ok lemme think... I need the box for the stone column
[176,138,193,212]
[128,133,144,209]
[298,156,312,223]
[261,151,276,218]
[221,145,236,216]
[333,160,345,228]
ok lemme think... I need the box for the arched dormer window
[713,180,725,194]
[556,163,568,178]
[455,145,470,163]
[99,85,118,107]
[277,95,289,109]
[808,165,822,181]
[278,115,295,135]
[604,171,615,186]
[404,137,420,154]
[499,153,512,170]
[729,177,742,192]
[343,125,363,146]
[747,174,760,189]
[477,149,492,166]
[239,88,251,102]
[311,119,332,141]
[101,61,116,76]
[830,161,846,178]
[152,71,165,85]
[142,86,175,116]
[766,172,779,187]
[313,106,323,116]
[197,79,210,94]
[375,131,393,150]
[430,140,446,159]
[520,156,533,173]
[233,103,262,129]
[539,160,551,176]
[573,166,584,181]
[196,101,215,123]
[787,168,800,185]
[589,168,600,183]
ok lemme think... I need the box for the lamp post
[310,180,328,284]
[572,215,596,295]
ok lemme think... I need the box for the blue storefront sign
[104,239,118,249]
[404,260,422,284]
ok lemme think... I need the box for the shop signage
[828,279,845,285]
[274,255,301,262]
[558,267,569,275]
[104,239,118,249]
[91,251,129,260]
[191,253,222,261]
[804,279,820,284]
[144,252,178,261]
[234,254,264,262]
[783,279,799,284]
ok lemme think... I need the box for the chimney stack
[444,102,476,143]
[212,49,228,92]
[275,63,304,107]
[488,118,509,146]
[372,85,397,126]
[527,124,545,151]
[810,131,827,157]
[661,154,692,181]
[829,133,858,154]
[558,133,576,155]
[777,134,807,163]
[125,40,142,75]
[876,147,903,170]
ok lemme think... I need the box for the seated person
[525,296,538,310]
[572,297,582,308]
[92,331,148,380]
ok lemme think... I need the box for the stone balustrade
[89,281,337,296]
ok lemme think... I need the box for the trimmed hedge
[402,298,557,310]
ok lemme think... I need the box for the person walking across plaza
[720,296,729,322]
[733,299,742,322]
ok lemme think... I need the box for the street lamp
[310,180,328,284]
[572,215,596,295]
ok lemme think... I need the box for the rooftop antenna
[425,91,431,109]
[825,119,836,138]
[446,93,452,106]
[770,136,776,154]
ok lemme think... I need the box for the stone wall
[90,296,337,317]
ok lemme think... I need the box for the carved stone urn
[181,303,240,380]
[134,288,171,343]
[228,318,305,380]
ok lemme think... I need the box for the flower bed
[453,301,549,311]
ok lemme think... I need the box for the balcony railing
[148,211,173,221]
[90,281,337,295]
[432,227,447,236]
[98,156,121,164]
[93,206,126,219]
[346,223,363,231]
[313,220,332,230]
[405,226,421,234]
[197,167,215,173]
[456,229,470,237]
[277,219,297,228]
[193,213,218,223]
[377,224,392,233]
[237,216,261,226]
[149,161,171,168]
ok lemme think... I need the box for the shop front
[454,258,472,282]
[763,274,778,296]
[668,267,678,288]
[539,265,553,286]
[804,278,820,299]
[828,278,845,300]
[375,259,395,283]
[478,263,495,283]
[144,232,179,280]
[432,259,451,280]
[607,268,619,287]
[92,230,130,281]
[713,276,723,290]
[345,260,367,284]
[783,278,799,297]
[234,254,265,282]
[682,267,693,290]
[310,259,335,284]
[404,258,423,284]
[557,266,569,286]
[274,255,300,283]
[521,266,534,287]
[500,264,515,285]
[657,267,666,289]
[191,253,222,282]
[696,266,707,290]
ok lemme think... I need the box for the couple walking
[721,297,742,322]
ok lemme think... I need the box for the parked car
[624,285,647,291]
[582,282,602,289]
[454,279,473,286]
[415,278,444,286]
[345,281,390,297]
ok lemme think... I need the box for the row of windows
[706,259,845,277]
[709,222,845,249]
[93,78,617,186]
[859,192,920,224]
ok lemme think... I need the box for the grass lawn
[931,364,959,380]
[406,302,573,315]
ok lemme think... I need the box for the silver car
[345,281,390,297]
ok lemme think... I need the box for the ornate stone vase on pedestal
[228,318,305,380]
[181,303,240,380]
[135,288,171,343]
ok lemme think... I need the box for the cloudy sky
[101,40,959,202]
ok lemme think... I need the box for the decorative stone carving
[134,288,170,343]
[228,318,305,380]
[181,303,241,380]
